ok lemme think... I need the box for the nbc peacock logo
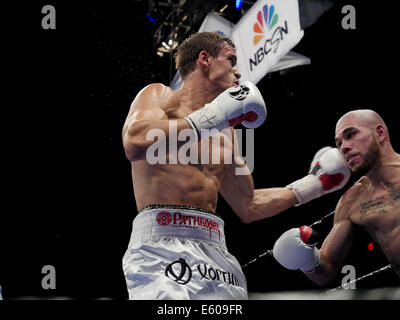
[248,2,288,72]
[253,4,279,45]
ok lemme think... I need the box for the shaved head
[336,109,388,134]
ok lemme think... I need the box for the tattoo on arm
[388,184,400,203]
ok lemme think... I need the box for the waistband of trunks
[131,205,226,246]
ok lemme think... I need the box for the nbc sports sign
[253,4,280,45]
[232,0,303,84]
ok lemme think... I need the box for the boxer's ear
[198,51,211,68]
[375,124,386,143]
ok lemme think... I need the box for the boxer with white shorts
[123,205,248,299]
[122,32,351,299]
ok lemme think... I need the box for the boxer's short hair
[175,32,235,79]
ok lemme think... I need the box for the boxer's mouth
[346,153,360,165]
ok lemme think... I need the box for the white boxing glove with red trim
[272,226,320,273]
[287,146,351,206]
[185,81,267,140]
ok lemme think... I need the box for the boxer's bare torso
[123,83,237,213]
[322,157,400,278]
[122,40,298,224]
[339,170,400,274]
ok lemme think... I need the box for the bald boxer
[273,109,400,284]
[121,32,350,299]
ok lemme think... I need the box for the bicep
[320,216,354,270]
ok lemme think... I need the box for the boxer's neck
[178,74,223,111]
[367,151,400,185]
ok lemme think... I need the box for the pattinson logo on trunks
[156,211,221,241]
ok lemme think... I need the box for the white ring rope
[321,264,392,295]
[241,210,394,291]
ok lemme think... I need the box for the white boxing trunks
[122,205,248,300]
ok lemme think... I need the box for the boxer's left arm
[220,176,297,224]
[303,200,354,285]
[220,135,351,223]
[219,131,297,223]
[272,195,355,286]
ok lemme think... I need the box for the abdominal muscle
[130,127,235,213]
[131,161,227,213]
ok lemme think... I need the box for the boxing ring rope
[241,210,394,293]
[321,264,392,296]
[308,210,335,227]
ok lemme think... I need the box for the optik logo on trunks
[165,258,192,284]
[165,259,240,287]
[197,264,240,286]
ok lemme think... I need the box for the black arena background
[2,0,399,305]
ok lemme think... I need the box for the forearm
[303,253,338,286]
[244,187,298,223]
[124,118,193,161]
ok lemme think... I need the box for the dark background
[2,0,399,299]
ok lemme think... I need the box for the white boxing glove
[287,146,351,206]
[185,81,267,140]
[272,226,320,273]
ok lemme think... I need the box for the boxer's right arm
[122,84,192,161]
[123,82,266,161]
